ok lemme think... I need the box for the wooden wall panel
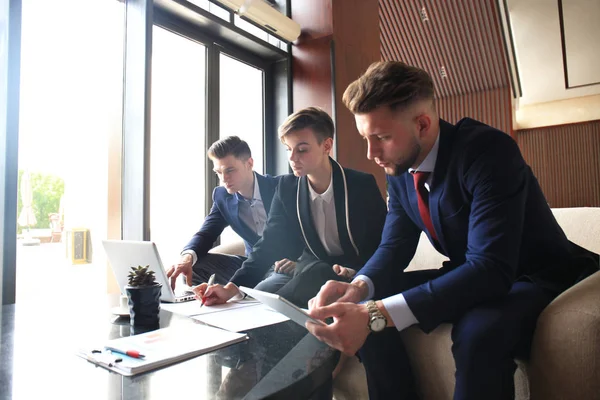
[435,87,513,135]
[291,35,334,115]
[332,0,385,193]
[291,0,384,194]
[380,0,508,98]
[379,0,513,137]
[517,121,600,207]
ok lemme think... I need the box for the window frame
[153,9,282,218]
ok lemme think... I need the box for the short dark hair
[343,61,435,114]
[278,107,335,143]
[207,136,251,161]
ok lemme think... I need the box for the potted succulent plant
[125,265,162,327]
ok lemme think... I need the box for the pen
[105,346,146,359]
[201,273,217,307]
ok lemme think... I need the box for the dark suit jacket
[230,158,387,289]
[358,118,599,333]
[183,173,280,258]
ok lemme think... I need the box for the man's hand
[191,282,240,306]
[273,258,296,275]
[166,254,193,290]
[332,264,357,280]
[306,302,371,356]
[308,280,368,310]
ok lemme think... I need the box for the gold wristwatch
[366,300,387,332]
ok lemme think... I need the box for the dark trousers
[276,260,349,308]
[192,253,246,286]
[359,271,557,400]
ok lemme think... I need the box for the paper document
[77,324,248,376]
[192,303,289,332]
[160,298,260,317]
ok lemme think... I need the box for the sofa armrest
[208,239,246,257]
[528,270,600,400]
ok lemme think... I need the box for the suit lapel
[428,119,454,255]
[331,160,357,257]
[226,194,256,241]
[297,175,328,259]
[256,173,274,214]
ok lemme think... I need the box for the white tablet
[238,287,325,328]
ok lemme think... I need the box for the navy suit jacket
[183,173,280,258]
[230,158,387,289]
[358,118,599,333]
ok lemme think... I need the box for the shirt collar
[308,172,334,204]
[235,172,262,202]
[408,129,440,174]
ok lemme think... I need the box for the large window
[220,53,265,173]
[149,8,279,252]
[16,0,124,305]
[3,0,289,304]
[150,26,207,266]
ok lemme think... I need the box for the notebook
[77,324,248,376]
[102,240,195,303]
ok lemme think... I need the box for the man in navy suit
[193,107,387,307]
[166,136,294,288]
[306,62,599,399]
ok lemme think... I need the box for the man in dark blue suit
[193,108,387,307]
[166,136,293,288]
[306,61,599,399]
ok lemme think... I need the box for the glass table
[0,296,339,400]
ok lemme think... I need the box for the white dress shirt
[308,173,343,257]
[182,173,267,266]
[354,132,441,331]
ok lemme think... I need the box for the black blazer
[358,118,599,332]
[230,158,387,289]
[183,173,280,258]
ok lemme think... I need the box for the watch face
[370,316,386,332]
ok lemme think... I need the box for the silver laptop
[102,240,195,303]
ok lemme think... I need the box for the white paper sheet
[160,298,260,317]
[191,303,289,332]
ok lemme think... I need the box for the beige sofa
[212,208,600,400]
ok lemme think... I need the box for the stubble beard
[387,141,422,176]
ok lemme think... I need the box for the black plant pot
[125,283,162,328]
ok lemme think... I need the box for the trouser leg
[450,282,556,400]
[253,266,293,293]
[358,328,418,400]
[276,261,346,308]
[192,253,246,285]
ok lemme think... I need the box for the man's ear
[246,157,254,170]
[416,114,432,137]
[323,138,334,155]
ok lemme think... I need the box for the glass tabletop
[0,296,338,400]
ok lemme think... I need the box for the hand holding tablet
[238,287,325,328]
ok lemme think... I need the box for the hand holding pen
[200,274,216,307]
[190,276,241,307]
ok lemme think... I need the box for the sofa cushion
[405,232,448,272]
[551,207,600,254]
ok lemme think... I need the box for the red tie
[412,171,438,242]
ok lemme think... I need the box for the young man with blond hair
[193,107,387,307]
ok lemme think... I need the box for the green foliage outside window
[17,170,65,234]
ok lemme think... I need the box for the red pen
[105,346,145,359]
[200,273,217,307]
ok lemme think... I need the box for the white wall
[508,0,600,105]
